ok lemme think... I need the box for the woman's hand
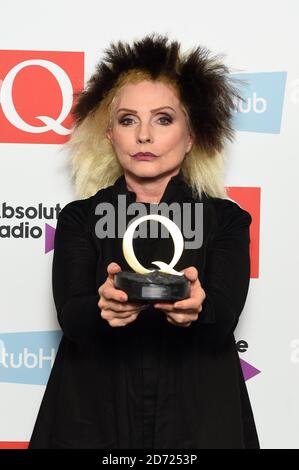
[98,262,149,327]
[154,266,206,327]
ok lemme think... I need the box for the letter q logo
[0,50,84,143]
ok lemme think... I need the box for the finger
[103,310,135,320]
[112,310,140,319]
[154,301,196,312]
[107,262,122,282]
[154,302,174,312]
[172,298,199,310]
[167,311,198,321]
[104,299,148,313]
[166,316,176,326]
[166,316,192,327]
[103,286,128,303]
[108,313,139,327]
[181,266,198,283]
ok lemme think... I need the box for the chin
[128,165,162,179]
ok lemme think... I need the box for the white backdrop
[0,0,298,449]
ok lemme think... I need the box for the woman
[29,33,259,449]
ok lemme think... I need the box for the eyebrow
[116,106,176,114]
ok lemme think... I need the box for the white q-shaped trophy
[114,214,190,303]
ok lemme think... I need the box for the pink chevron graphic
[45,223,56,254]
[240,358,261,381]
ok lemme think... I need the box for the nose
[137,136,152,143]
[136,123,153,143]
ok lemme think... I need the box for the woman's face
[106,80,194,180]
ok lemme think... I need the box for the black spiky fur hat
[72,33,242,154]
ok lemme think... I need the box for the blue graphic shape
[0,330,63,385]
[232,72,287,134]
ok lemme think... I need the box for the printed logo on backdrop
[232,72,287,133]
[0,187,260,260]
[0,332,260,385]
[236,340,261,381]
[0,50,84,143]
[0,202,60,253]
[226,187,261,278]
[0,331,62,385]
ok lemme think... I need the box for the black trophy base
[114,270,190,303]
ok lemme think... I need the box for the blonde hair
[65,69,228,200]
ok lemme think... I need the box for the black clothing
[28,170,259,449]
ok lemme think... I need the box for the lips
[132,152,158,160]
[132,152,158,157]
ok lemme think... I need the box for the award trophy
[114,214,190,303]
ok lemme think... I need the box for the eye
[118,114,173,126]
[158,115,173,125]
[118,117,135,126]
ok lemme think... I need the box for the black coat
[28,170,259,449]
